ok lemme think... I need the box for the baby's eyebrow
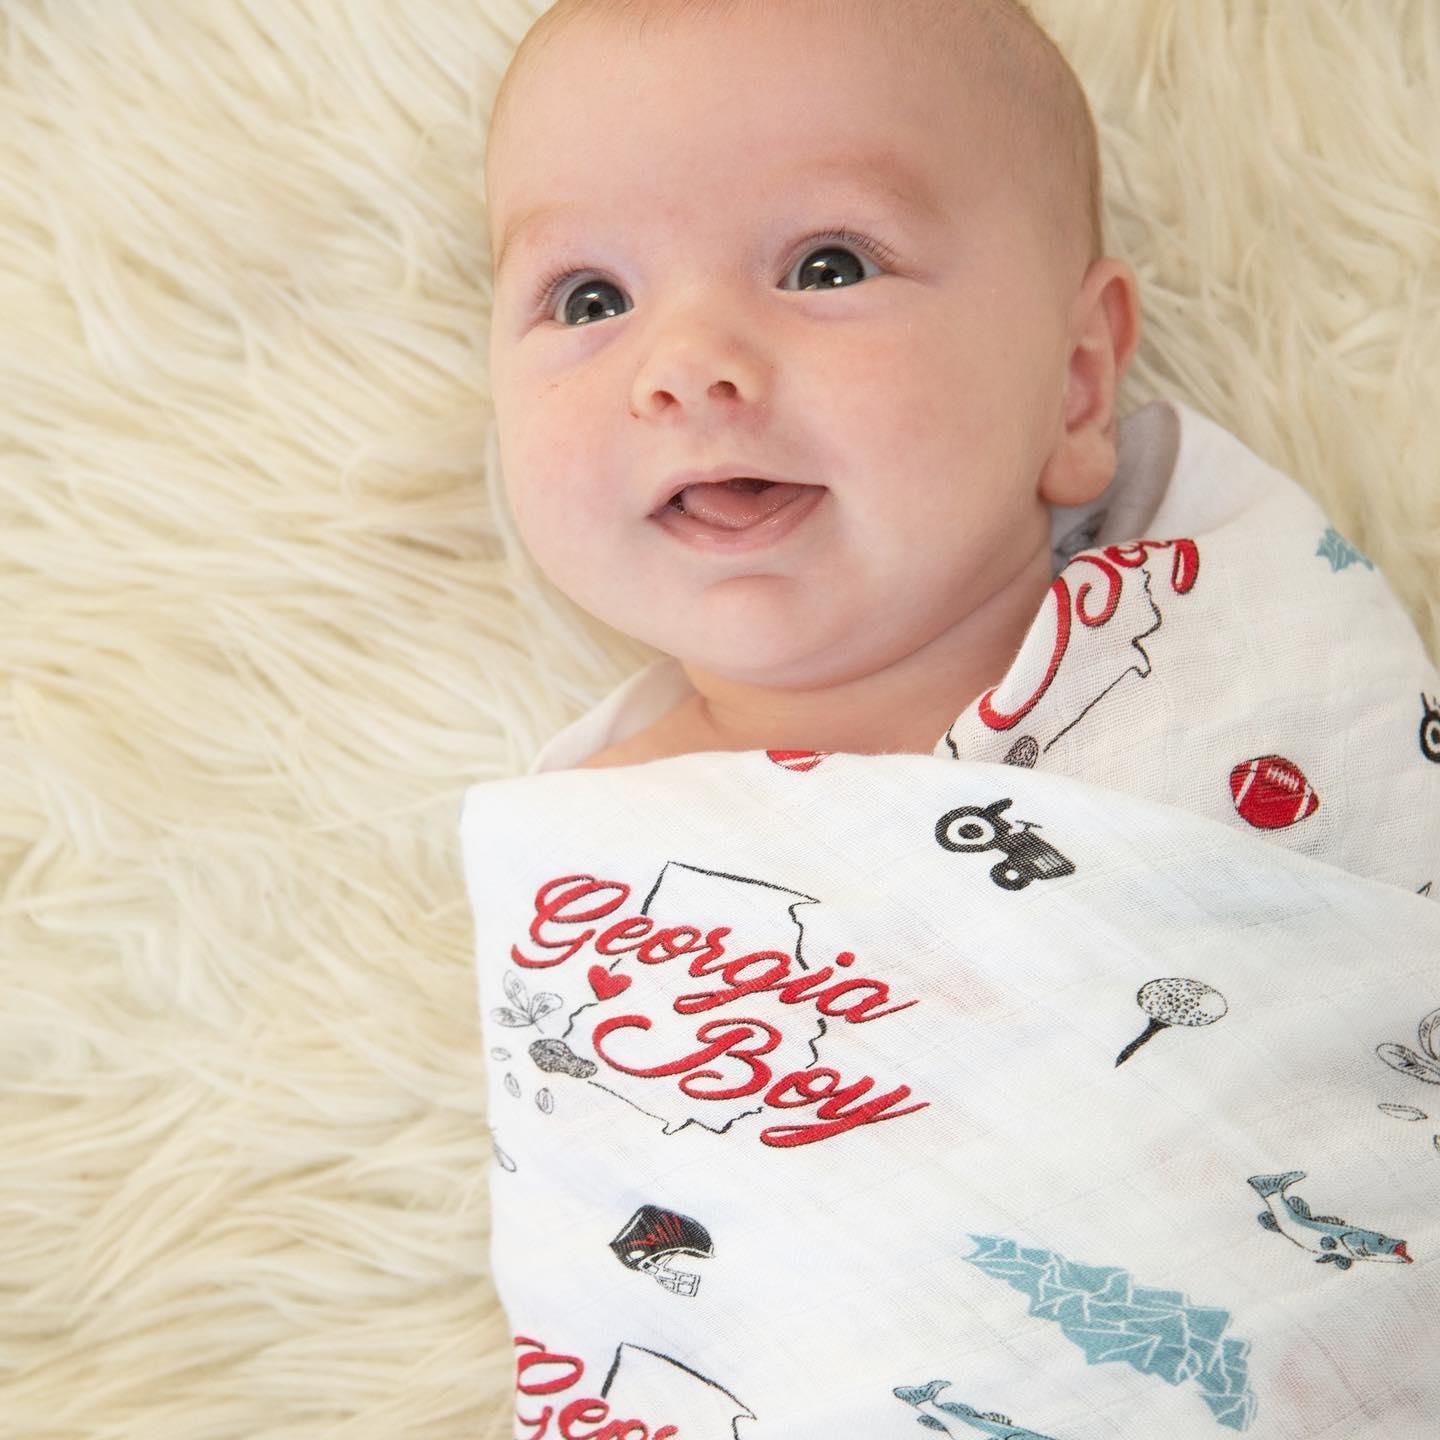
[492,151,945,284]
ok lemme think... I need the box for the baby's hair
[487,0,1103,268]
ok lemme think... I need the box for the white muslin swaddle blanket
[459,400,1440,1440]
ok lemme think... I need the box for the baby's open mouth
[667,477,812,530]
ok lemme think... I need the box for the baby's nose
[628,322,770,419]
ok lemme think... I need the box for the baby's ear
[1039,257,1142,507]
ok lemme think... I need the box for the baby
[465,3,1440,1437]
[484,0,1140,768]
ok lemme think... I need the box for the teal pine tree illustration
[964,1236,1256,1431]
[1316,526,1374,572]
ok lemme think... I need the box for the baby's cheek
[503,483,575,582]
[518,505,634,622]
[504,457,573,536]
[501,475,542,538]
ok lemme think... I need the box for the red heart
[588,965,631,1001]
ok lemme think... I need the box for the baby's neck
[586,542,1054,766]
[662,673,967,766]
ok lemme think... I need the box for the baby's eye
[551,276,629,328]
[788,237,887,294]
[541,233,890,328]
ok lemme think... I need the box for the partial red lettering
[594,916,653,956]
[1072,553,1123,627]
[512,876,629,969]
[773,966,835,1004]
[592,1013,779,1101]
[761,1077,929,1147]
[978,578,1072,731]
[813,978,920,1024]
[673,950,791,1013]
[765,1067,842,1108]
[674,951,921,1027]
[558,1398,610,1438]
[634,924,705,965]
[1104,538,1199,594]
[679,1018,779,1100]
[515,1336,585,1396]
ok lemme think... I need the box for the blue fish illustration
[895,1381,1058,1439]
[1248,1171,1413,1269]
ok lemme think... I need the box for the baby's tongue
[677,478,810,530]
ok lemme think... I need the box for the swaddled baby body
[464,3,1440,1436]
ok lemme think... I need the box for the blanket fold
[460,401,1440,1438]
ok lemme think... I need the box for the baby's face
[487,3,1089,689]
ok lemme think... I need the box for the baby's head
[484,0,1140,699]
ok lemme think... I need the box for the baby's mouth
[667,477,813,530]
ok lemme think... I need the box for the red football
[766,749,830,773]
[1229,754,1320,830]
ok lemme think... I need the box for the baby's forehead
[488,0,1099,266]
[500,0,1071,108]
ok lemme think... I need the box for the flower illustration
[491,969,563,1029]
[1376,1006,1440,1085]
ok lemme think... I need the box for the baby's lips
[647,463,800,517]
[675,479,812,529]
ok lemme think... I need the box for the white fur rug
[3,2,1437,1435]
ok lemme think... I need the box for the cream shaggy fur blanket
[2,2,1437,1436]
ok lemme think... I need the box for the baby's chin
[571,564,904,678]
[644,623,907,694]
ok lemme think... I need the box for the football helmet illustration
[610,1205,714,1298]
